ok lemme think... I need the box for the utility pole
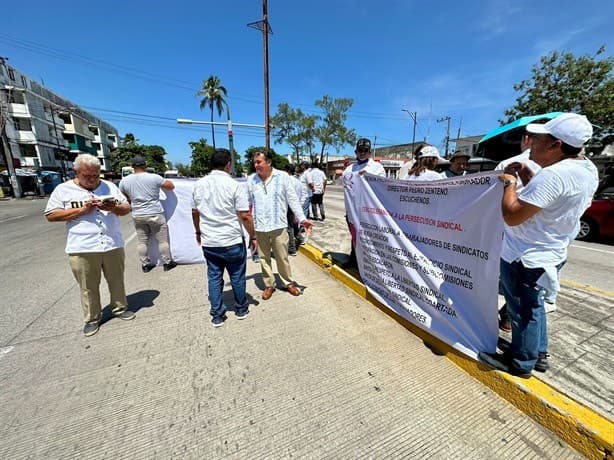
[437,115,451,158]
[248,1,273,153]
[401,109,417,149]
[50,106,69,181]
[0,61,23,198]
[225,104,236,175]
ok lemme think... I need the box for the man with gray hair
[45,154,134,337]
[119,155,177,272]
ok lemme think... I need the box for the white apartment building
[0,58,118,177]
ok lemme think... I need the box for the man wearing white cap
[401,145,442,181]
[479,113,598,377]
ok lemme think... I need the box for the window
[20,75,27,86]
[8,68,15,81]
[19,144,38,157]
[58,112,71,124]
[89,126,99,135]
[13,118,32,131]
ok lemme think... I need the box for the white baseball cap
[526,113,592,148]
[419,145,440,158]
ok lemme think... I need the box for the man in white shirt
[479,113,598,377]
[341,138,386,268]
[192,149,257,327]
[44,154,134,337]
[247,151,313,300]
[309,165,328,220]
[119,155,177,273]
[284,163,304,256]
[298,161,312,219]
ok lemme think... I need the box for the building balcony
[8,103,30,117]
[12,131,37,143]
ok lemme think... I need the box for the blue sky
[1,0,612,166]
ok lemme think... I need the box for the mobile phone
[102,197,117,205]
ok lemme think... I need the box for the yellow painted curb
[561,279,614,299]
[301,243,614,460]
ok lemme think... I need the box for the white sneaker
[545,302,557,313]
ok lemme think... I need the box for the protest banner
[344,171,503,359]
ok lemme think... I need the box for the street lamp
[177,118,266,176]
[401,108,417,150]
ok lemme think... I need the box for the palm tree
[196,76,228,149]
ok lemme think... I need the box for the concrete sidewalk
[304,216,613,459]
[0,246,590,459]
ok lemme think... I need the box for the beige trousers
[256,228,293,288]
[68,247,127,323]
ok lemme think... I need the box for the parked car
[576,189,614,241]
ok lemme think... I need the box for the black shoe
[235,309,249,320]
[535,353,549,372]
[114,310,135,321]
[478,352,532,378]
[83,322,99,337]
[142,264,155,273]
[212,315,227,327]
[163,261,178,271]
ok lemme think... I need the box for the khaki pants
[68,247,127,323]
[256,228,293,288]
[133,213,172,265]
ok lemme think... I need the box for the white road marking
[569,243,614,255]
[0,215,26,224]
[0,346,14,358]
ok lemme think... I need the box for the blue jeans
[302,196,311,219]
[500,259,547,373]
[202,243,248,319]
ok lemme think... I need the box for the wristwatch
[503,179,517,188]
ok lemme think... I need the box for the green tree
[314,96,357,165]
[271,103,319,164]
[503,46,614,147]
[174,162,193,177]
[244,146,286,174]
[189,138,214,177]
[196,75,228,150]
[110,134,168,175]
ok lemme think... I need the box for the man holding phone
[192,149,257,327]
[45,153,134,337]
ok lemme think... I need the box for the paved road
[0,197,585,457]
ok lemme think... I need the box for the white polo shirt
[192,170,250,247]
[501,157,598,267]
[44,179,127,254]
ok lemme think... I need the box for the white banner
[345,172,503,359]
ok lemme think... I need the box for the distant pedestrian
[309,164,327,220]
[441,150,470,178]
[44,153,135,337]
[479,113,598,377]
[119,156,177,272]
[402,145,442,181]
[298,161,313,219]
[284,163,304,256]
[247,151,313,300]
[397,144,425,179]
[192,149,258,327]
[341,138,386,268]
